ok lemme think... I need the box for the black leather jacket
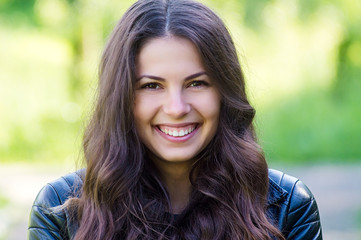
[28,169,322,239]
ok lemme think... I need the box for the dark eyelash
[189,80,210,87]
[140,82,160,89]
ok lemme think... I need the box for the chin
[159,155,196,163]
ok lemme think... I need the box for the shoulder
[28,170,84,240]
[267,169,322,239]
[268,168,314,205]
[33,170,83,207]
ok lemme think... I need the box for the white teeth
[159,126,196,137]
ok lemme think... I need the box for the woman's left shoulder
[268,168,315,204]
[267,168,323,239]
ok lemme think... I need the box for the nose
[163,89,191,118]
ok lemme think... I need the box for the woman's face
[134,36,221,164]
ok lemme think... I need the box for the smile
[157,124,198,137]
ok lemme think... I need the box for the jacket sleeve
[28,182,68,240]
[283,177,322,240]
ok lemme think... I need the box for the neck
[151,157,193,214]
[164,168,192,214]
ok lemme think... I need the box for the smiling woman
[28,0,322,239]
[134,37,221,167]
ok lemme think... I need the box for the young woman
[28,0,322,239]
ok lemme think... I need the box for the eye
[188,80,210,88]
[140,82,161,89]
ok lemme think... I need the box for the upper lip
[155,122,198,128]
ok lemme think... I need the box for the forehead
[136,36,205,78]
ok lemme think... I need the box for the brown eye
[188,80,209,88]
[141,82,161,89]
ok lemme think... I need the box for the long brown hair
[68,0,285,239]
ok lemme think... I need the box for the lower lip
[154,125,199,143]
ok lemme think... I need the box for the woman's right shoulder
[34,170,84,206]
[28,170,84,240]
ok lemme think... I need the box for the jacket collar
[267,178,288,205]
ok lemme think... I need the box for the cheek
[194,91,221,119]
[133,94,159,130]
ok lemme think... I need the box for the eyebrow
[136,72,207,81]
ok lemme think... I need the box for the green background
[1,0,361,239]
[1,0,360,165]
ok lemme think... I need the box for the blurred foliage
[0,194,8,208]
[0,0,360,165]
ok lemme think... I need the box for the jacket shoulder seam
[28,225,62,233]
[289,218,320,229]
[34,183,63,207]
[287,194,315,215]
[282,178,298,226]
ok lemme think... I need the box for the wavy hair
[68,0,285,239]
